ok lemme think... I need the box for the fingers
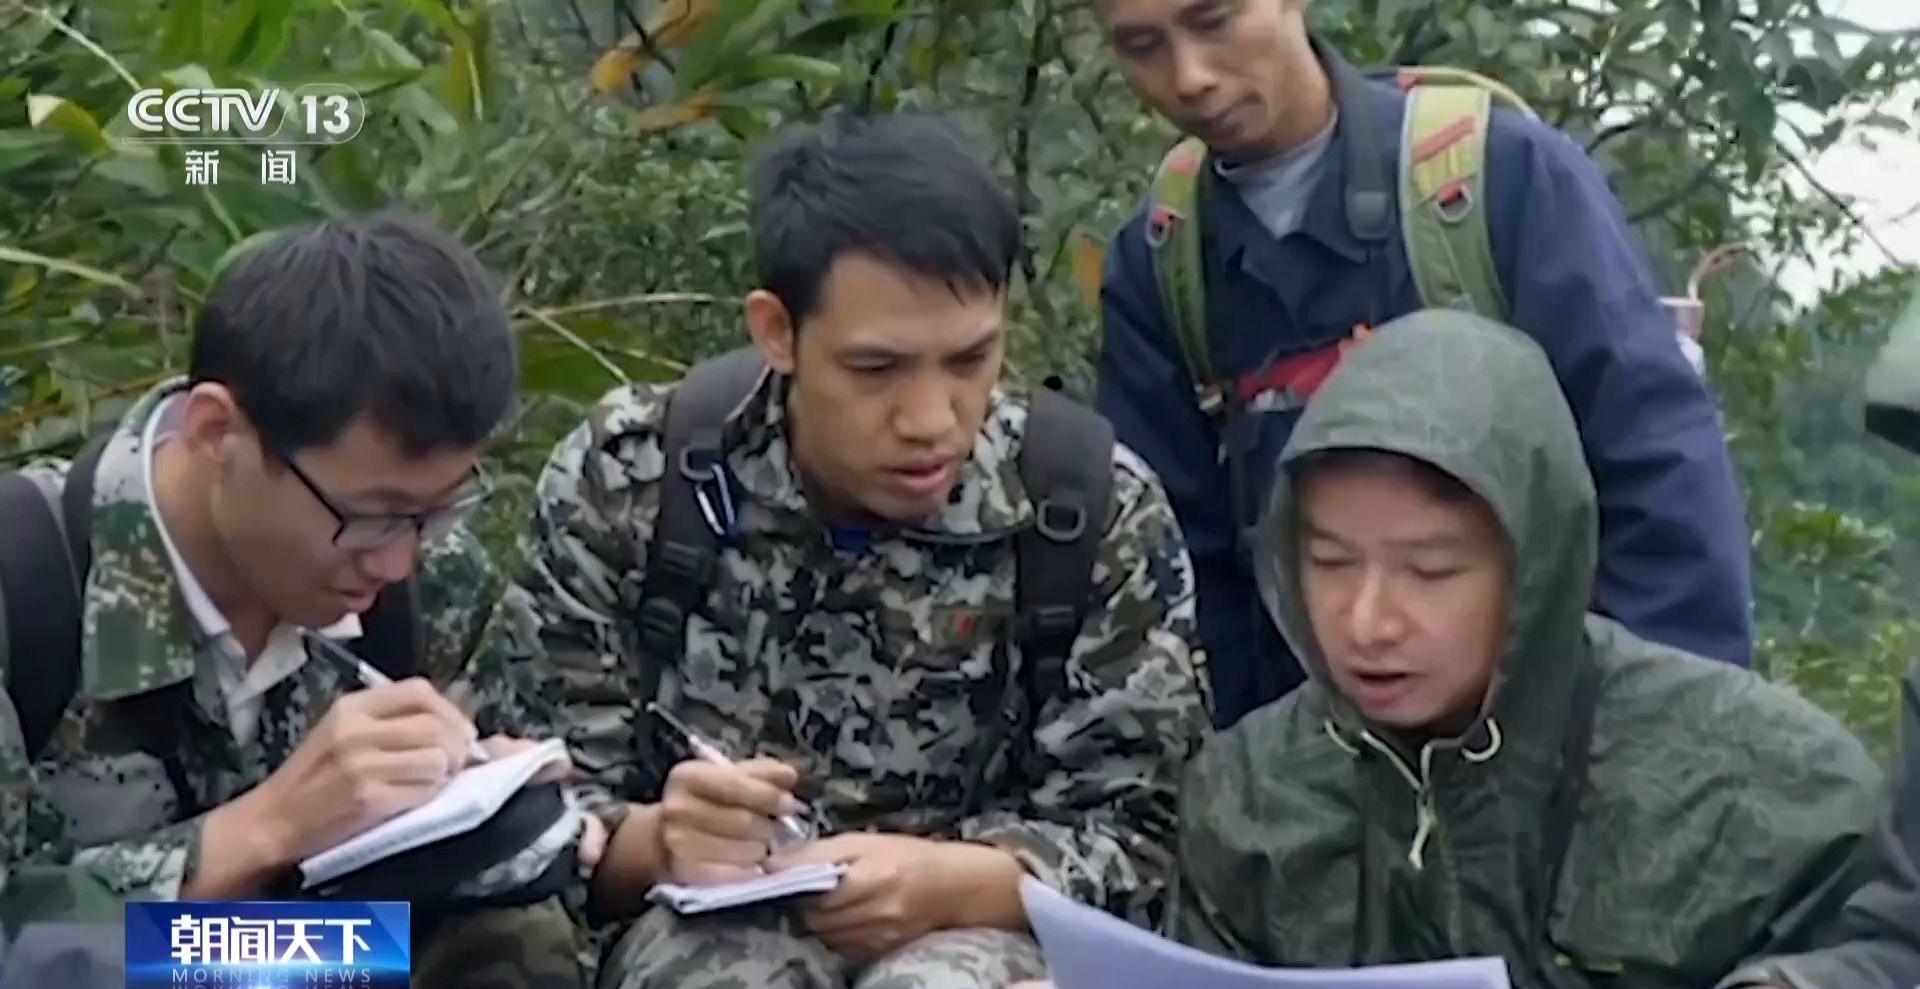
[339,774,450,830]
[671,860,764,887]
[340,678,479,749]
[669,758,802,821]
[767,833,861,870]
[801,852,887,916]
[665,829,773,872]
[341,712,473,769]
[479,735,535,760]
[579,816,609,869]
[343,744,461,788]
[475,735,575,779]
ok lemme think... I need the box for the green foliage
[1717,267,1920,757]
[4,0,1919,751]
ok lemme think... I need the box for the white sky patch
[1776,0,1920,306]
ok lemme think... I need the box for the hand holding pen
[649,701,819,885]
[303,630,492,765]
[218,631,505,866]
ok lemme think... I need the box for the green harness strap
[1397,67,1538,320]
[1400,83,1506,318]
[1143,67,1541,418]
[1145,135,1222,418]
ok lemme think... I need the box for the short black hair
[745,109,1022,324]
[188,209,517,459]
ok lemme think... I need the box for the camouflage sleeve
[0,682,126,922]
[417,522,566,741]
[956,445,1213,927]
[515,384,676,832]
[3,463,179,913]
[1,711,198,908]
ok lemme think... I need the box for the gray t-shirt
[1215,111,1339,241]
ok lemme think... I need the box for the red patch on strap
[1166,143,1203,175]
[1412,116,1476,163]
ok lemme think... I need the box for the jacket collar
[721,371,1036,543]
[1203,37,1404,268]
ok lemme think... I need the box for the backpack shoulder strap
[1393,66,1541,321]
[1014,385,1117,700]
[1398,81,1508,319]
[357,576,421,679]
[1145,136,1226,420]
[636,347,766,700]
[0,436,107,758]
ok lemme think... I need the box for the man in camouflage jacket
[0,212,599,988]
[519,112,1213,988]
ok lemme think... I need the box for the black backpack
[632,348,1116,774]
[0,437,421,764]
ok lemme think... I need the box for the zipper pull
[1408,794,1435,871]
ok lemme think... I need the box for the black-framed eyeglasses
[276,452,493,551]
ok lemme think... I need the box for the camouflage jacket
[0,379,574,909]
[1170,311,1883,988]
[519,367,1212,925]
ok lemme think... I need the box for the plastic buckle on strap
[1029,604,1080,643]
[680,446,739,539]
[1145,205,1183,248]
[1035,499,1087,542]
[1196,384,1226,418]
[653,540,713,584]
[1435,182,1474,224]
[635,596,685,651]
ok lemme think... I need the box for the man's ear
[744,289,797,375]
[177,382,249,469]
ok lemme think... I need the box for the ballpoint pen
[646,701,814,851]
[303,629,492,765]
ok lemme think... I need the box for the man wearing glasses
[0,211,598,987]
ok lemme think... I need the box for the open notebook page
[298,738,569,887]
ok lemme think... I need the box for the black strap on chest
[1012,384,1114,696]
[634,347,768,705]
[1537,655,1602,946]
[636,348,1115,707]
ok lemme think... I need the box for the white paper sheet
[1021,878,1512,989]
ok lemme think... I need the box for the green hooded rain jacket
[1168,309,1884,989]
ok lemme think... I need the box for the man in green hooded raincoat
[1156,308,1884,988]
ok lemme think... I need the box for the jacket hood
[1254,309,1597,756]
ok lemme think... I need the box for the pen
[646,701,813,850]
[303,630,492,766]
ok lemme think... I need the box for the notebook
[646,862,849,915]
[297,738,570,888]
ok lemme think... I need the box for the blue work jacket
[1095,46,1755,729]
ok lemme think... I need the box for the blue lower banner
[125,901,409,988]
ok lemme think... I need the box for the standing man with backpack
[0,211,600,987]
[517,110,1211,989]
[1092,0,1756,727]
